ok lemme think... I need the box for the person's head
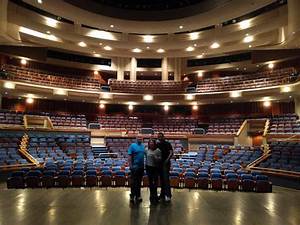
[148,139,157,150]
[136,135,143,144]
[158,132,165,142]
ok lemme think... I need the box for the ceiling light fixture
[45,17,58,27]
[78,41,87,47]
[143,95,153,101]
[3,81,15,89]
[157,48,165,53]
[186,46,195,52]
[210,42,220,49]
[20,58,27,65]
[230,91,242,98]
[143,35,154,43]
[268,63,274,69]
[239,20,251,29]
[103,45,112,51]
[263,101,271,107]
[189,32,199,40]
[243,35,253,43]
[132,48,142,53]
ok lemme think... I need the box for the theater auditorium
[0,0,300,224]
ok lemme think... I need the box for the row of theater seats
[196,67,298,93]
[109,79,189,94]
[27,132,93,163]
[1,64,101,90]
[258,142,300,172]
[0,110,23,125]
[0,110,87,129]
[98,115,142,134]
[206,118,244,135]
[152,117,200,134]
[269,114,300,134]
[0,133,28,166]
[106,137,185,158]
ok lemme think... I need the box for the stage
[0,185,299,225]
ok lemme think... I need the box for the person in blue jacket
[128,135,145,203]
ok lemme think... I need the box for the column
[173,58,182,81]
[0,94,2,109]
[130,57,137,81]
[117,57,124,81]
[294,97,300,117]
[288,0,300,36]
[161,57,168,81]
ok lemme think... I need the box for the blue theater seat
[184,172,196,188]
[197,172,209,189]
[56,171,71,188]
[211,173,223,190]
[42,170,56,188]
[170,171,181,188]
[225,173,239,191]
[86,170,98,187]
[255,175,272,193]
[71,170,85,187]
[7,171,25,189]
[100,170,112,187]
[25,170,42,188]
[114,170,126,187]
[241,174,255,192]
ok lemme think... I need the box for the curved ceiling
[64,0,231,21]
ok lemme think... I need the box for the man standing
[157,132,173,202]
[128,135,145,203]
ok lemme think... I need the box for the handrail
[236,119,247,136]
[250,167,300,179]
[263,119,270,137]
[247,151,271,168]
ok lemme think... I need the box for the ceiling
[64,0,231,21]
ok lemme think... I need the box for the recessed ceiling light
[132,48,142,53]
[128,104,134,110]
[103,45,112,51]
[20,58,27,65]
[197,71,203,77]
[193,44,197,47]
[146,46,150,49]
[94,70,99,75]
[164,105,169,111]
[185,94,195,100]
[143,95,153,101]
[192,105,198,110]
[263,101,271,107]
[37,0,42,4]
[45,17,58,27]
[249,45,252,48]
[78,41,87,47]
[239,20,251,29]
[186,46,195,52]
[99,103,105,109]
[243,35,253,43]
[99,43,103,46]
[268,63,274,69]
[281,86,291,93]
[189,32,199,40]
[93,53,101,57]
[46,31,51,34]
[157,48,165,53]
[143,35,154,43]
[230,91,242,98]
[110,24,114,28]
[210,42,220,49]
[196,54,204,58]
[26,97,34,104]
[179,25,183,29]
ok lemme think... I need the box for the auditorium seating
[269,114,300,134]
[109,79,189,94]
[0,132,28,166]
[50,114,87,129]
[2,64,102,90]
[152,117,199,135]
[196,68,298,93]
[0,110,23,125]
[98,115,142,134]
[258,142,300,172]
[206,118,244,134]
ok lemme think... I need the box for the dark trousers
[159,163,171,198]
[130,167,144,199]
[146,166,159,201]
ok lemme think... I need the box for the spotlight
[26,97,34,104]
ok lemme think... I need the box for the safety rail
[236,120,247,136]
[263,119,270,137]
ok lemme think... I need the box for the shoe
[164,196,171,202]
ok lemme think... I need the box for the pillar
[288,0,300,36]
[130,57,137,81]
[161,57,168,81]
[173,58,182,81]
[117,57,124,81]
[0,94,2,109]
[0,0,8,34]
[294,97,300,116]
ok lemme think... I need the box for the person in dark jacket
[157,132,173,202]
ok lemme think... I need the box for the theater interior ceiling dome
[64,0,231,21]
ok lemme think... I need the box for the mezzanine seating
[0,110,23,125]
[152,117,199,135]
[269,114,300,134]
[196,68,298,93]
[98,115,142,134]
[1,64,102,91]
[206,118,244,134]
[109,79,189,94]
